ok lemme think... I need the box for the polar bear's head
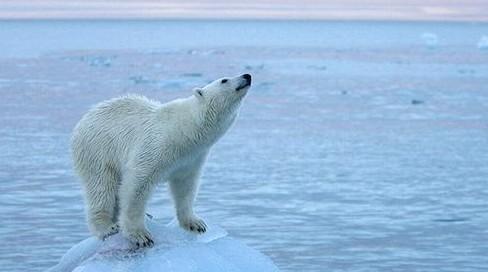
[193,74,251,123]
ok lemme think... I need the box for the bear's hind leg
[83,168,120,240]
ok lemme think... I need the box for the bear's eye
[221,79,228,84]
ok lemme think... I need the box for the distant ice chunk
[411,99,424,105]
[48,218,280,272]
[128,75,155,85]
[421,32,439,49]
[244,64,265,71]
[477,36,488,50]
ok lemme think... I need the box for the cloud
[0,0,486,21]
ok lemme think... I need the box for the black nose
[242,74,251,84]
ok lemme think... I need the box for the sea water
[0,20,487,272]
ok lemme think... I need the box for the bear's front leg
[119,170,157,247]
[169,162,207,233]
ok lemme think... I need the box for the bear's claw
[126,228,154,248]
[136,237,154,248]
[180,216,207,234]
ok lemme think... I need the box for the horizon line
[1,16,488,23]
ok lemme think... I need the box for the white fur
[71,74,251,246]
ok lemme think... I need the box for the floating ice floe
[477,36,488,50]
[128,75,155,85]
[411,99,424,105]
[180,73,203,78]
[61,55,114,67]
[244,64,265,71]
[186,49,225,55]
[421,33,439,49]
[48,218,280,272]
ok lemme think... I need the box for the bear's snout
[236,74,251,91]
[241,74,251,85]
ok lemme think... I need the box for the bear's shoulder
[92,94,161,114]
[105,94,159,107]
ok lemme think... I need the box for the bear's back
[93,94,159,117]
[71,95,160,174]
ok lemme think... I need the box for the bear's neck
[194,103,238,146]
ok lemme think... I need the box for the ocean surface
[0,20,487,272]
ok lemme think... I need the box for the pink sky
[0,0,487,21]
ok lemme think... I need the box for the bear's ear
[193,87,204,99]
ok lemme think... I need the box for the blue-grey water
[0,20,488,272]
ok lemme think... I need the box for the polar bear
[71,74,252,247]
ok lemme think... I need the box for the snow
[48,218,280,272]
